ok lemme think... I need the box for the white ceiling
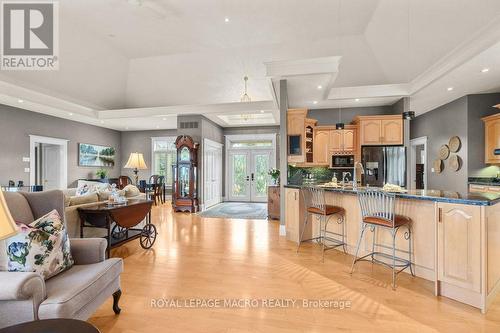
[1,0,500,130]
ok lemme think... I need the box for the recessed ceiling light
[17,99,23,103]
[224,17,229,23]
[355,98,360,102]
[260,110,265,113]
[125,126,129,130]
[317,85,323,90]
[162,117,167,121]
[68,112,73,116]
[313,101,318,104]
[481,68,490,73]
[447,87,454,91]
[156,125,160,129]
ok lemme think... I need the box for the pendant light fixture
[335,0,344,130]
[402,0,415,120]
[240,76,251,102]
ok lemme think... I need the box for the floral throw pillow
[4,210,74,280]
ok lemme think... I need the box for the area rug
[198,202,268,220]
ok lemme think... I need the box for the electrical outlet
[22,157,30,162]
[431,168,435,173]
[24,168,30,173]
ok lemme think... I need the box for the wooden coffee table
[78,198,155,257]
[0,319,99,333]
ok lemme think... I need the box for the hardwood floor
[89,203,500,333]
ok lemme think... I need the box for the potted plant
[268,168,280,185]
[96,168,108,180]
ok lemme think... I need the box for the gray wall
[467,93,500,178]
[411,97,469,193]
[308,105,397,126]
[0,104,122,188]
[120,129,177,181]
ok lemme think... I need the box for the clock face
[180,147,190,162]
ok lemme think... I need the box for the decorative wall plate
[449,154,462,172]
[439,144,450,160]
[433,159,443,173]
[449,136,461,153]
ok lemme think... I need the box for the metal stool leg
[391,228,397,290]
[371,226,376,263]
[296,212,309,253]
[408,225,415,276]
[350,223,367,274]
[321,215,326,262]
[341,214,347,254]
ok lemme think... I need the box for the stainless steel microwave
[331,154,354,168]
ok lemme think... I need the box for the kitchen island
[284,184,500,313]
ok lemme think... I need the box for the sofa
[0,190,123,328]
[63,180,145,238]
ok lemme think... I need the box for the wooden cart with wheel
[78,199,157,257]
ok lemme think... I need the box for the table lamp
[0,190,17,240]
[124,152,148,185]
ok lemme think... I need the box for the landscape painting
[78,143,115,167]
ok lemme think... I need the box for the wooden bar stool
[297,186,347,262]
[350,189,414,289]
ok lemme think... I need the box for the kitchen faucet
[342,172,351,189]
[353,161,365,190]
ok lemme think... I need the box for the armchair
[0,190,123,328]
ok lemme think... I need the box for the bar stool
[297,186,347,262]
[350,189,414,289]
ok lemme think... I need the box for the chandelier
[240,76,251,102]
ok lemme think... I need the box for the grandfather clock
[172,135,199,213]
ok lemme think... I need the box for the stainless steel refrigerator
[361,146,406,188]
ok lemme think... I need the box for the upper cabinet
[482,113,500,164]
[287,109,318,163]
[313,128,330,164]
[355,115,404,146]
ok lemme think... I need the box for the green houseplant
[268,168,280,185]
[96,168,108,179]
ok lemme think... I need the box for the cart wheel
[140,224,157,249]
[111,225,127,239]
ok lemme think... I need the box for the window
[152,137,176,186]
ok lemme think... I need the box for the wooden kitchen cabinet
[287,109,308,163]
[381,118,403,144]
[355,115,404,146]
[285,188,310,243]
[437,202,481,293]
[329,130,343,152]
[267,185,280,220]
[482,113,500,164]
[313,129,330,164]
[343,129,355,150]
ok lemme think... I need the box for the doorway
[410,136,427,190]
[30,135,68,190]
[225,134,277,203]
[203,138,223,209]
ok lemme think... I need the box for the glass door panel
[229,153,250,201]
[251,152,271,202]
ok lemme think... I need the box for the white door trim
[29,135,69,189]
[409,136,428,190]
[202,138,223,210]
[225,133,277,202]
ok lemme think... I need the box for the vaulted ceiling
[1,0,500,130]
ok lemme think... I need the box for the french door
[228,150,272,202]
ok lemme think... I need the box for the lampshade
[124,153,148,170]
[0,191,17,240]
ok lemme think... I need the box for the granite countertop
[285,184,500,206]
[468,180,500,186]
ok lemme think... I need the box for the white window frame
[151,136,177,184]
